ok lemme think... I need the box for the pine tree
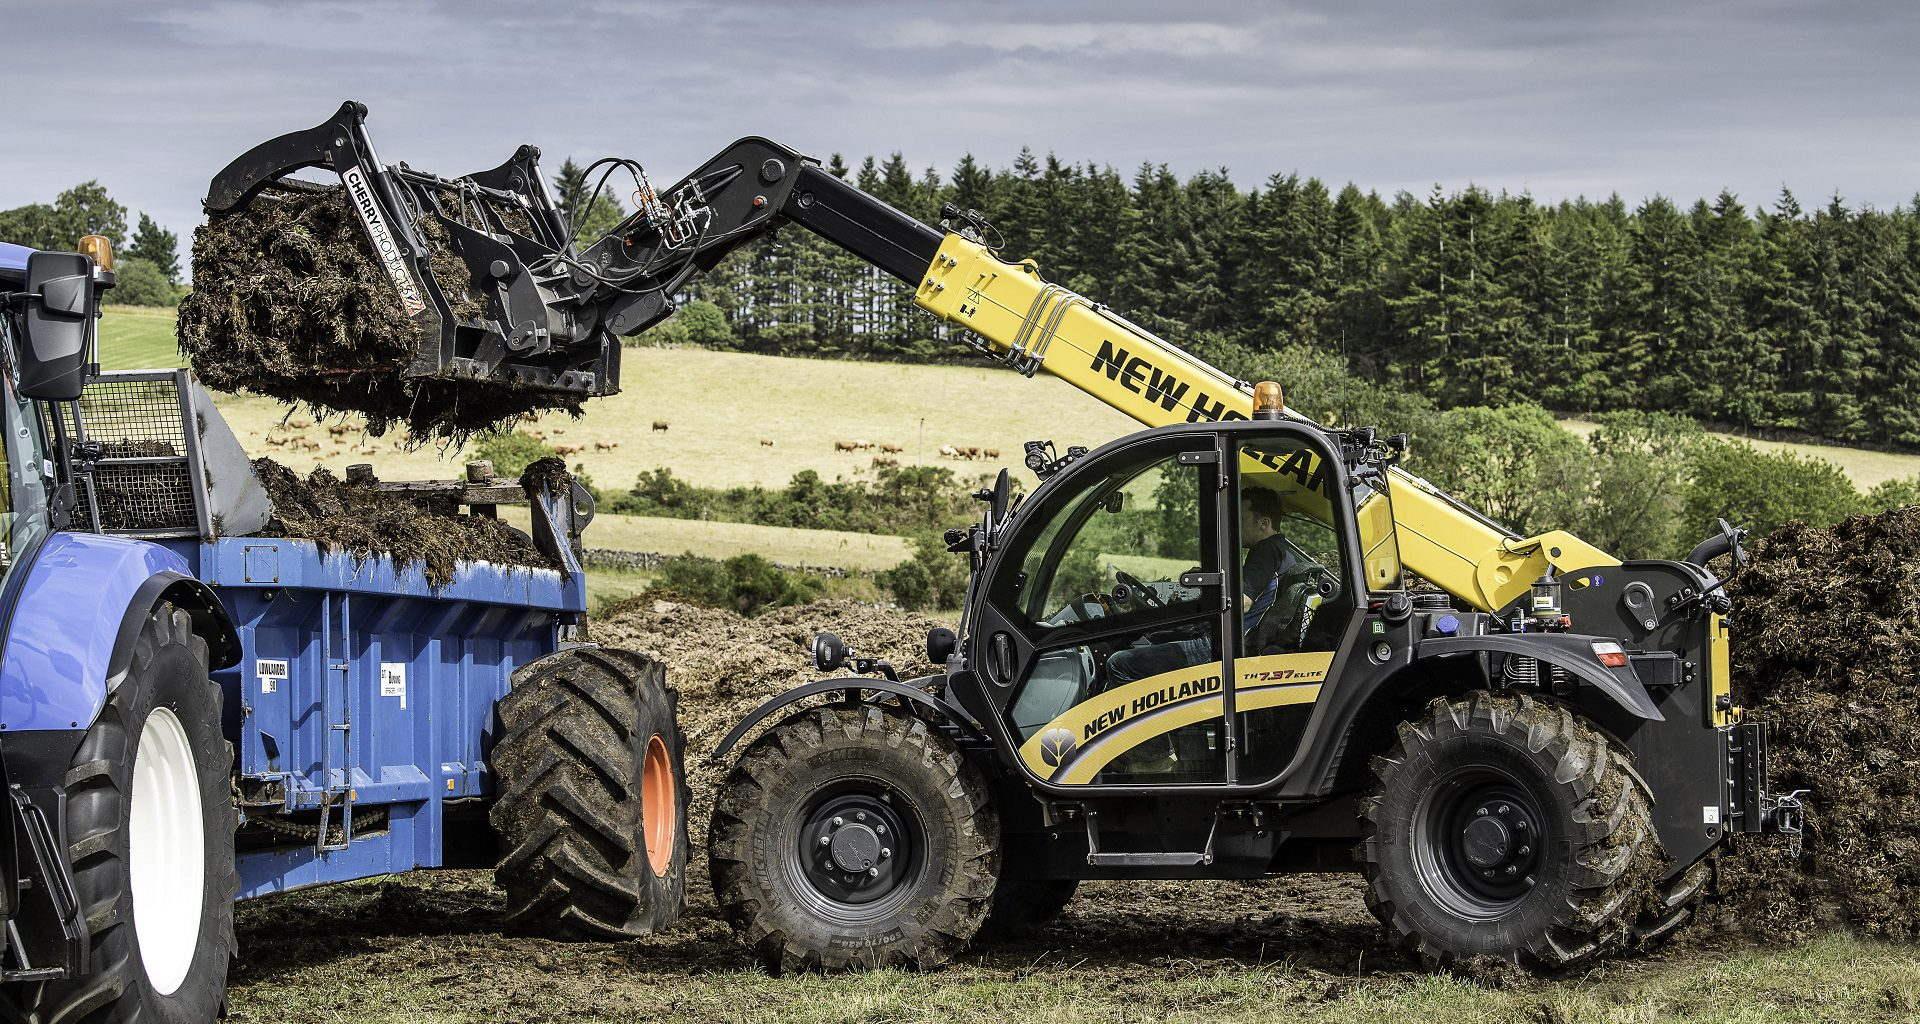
[1750,189,1820,431]
[1806,196,1872,440]
[1622,196,1695,411]
[124,213,181,283]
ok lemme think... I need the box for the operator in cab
[1105,487,1299,686]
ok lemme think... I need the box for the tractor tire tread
[489,647,687,941]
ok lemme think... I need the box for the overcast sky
[9,1,1919,254]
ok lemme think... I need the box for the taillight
[1592,641,1628,669]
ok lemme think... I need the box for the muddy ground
[177,183,581,441]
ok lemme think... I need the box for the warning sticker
[1702,805,1721,825]
[381,662,407,709]
[257,658,289,695]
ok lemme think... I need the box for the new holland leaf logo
[1038,727,1077,768]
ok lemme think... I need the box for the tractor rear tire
[1359,691,1659,970]
[709,702,999,972]
[981,879,1079,936]
[489,647,688,940]
[24,603,239,1024]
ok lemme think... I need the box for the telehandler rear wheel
[490,647,688,939]
[24,604,239,1024]
[1359,692,1659,969]
[709,702,999,972]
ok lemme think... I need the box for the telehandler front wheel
[1359,692,1659,970]
[709,702,999,973]
[24,604,239,1024]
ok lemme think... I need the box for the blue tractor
[0,239,688,1022]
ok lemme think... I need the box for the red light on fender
[1592,641,1628,669]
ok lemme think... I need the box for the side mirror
[811,631,848,673]
[926,626,957,665]
[20,251,95,400]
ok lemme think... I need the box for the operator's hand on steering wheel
[1113,569,1164,608]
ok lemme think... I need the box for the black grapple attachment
[206,102,815,404]
[205,100,616,397]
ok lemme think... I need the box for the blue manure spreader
[0,239,687,1023]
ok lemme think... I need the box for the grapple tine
[204,100,369,213]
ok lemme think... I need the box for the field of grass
[96,304,184,369]
[96,307,1139,491]
[1559,417,1920,490]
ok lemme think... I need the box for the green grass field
[97,305,183,369]
[1560,417,1920,490]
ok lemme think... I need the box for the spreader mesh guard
[47,371,207,538]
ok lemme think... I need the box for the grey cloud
[5,0,1917,270]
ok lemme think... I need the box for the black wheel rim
[786,779,926,925]
[1412,764,1549,921]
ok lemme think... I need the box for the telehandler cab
[193,101,1803,973]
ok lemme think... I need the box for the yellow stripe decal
[1016,652,1332,784]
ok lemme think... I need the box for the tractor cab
[950,406,1406,791]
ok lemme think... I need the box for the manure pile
[177,184,581,441]
[1707,505,1920,941]
[249,457,553,587]
[593,598,949,815]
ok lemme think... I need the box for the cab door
[1228,431,1372,783]
[977,434,1232,787]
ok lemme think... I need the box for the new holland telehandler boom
[202,102,1801,971]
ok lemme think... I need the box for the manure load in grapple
[180,101,639,439]
[178,182,583,439]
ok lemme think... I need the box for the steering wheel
[1113,569,1164,608]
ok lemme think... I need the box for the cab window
[999,446,1213,636]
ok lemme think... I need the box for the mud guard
[708,676,985,764]
[1416,633,1663,721]
[0,533,238,733]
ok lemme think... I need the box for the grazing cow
[288,417,312,429]
[852,439,874,450]
[554,444,583,456]
[879,443,903,454]
[327,423,352,437]
[958,445,981,460]
[759,438,775,447]
[651,420,670,432]
[834,440,859,452]
[593,440,619,451]
[939,444,959,459]
[303,440,322,452]
[983,447,1000,459]
[530,430,547,441]
[871,455,898,468]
